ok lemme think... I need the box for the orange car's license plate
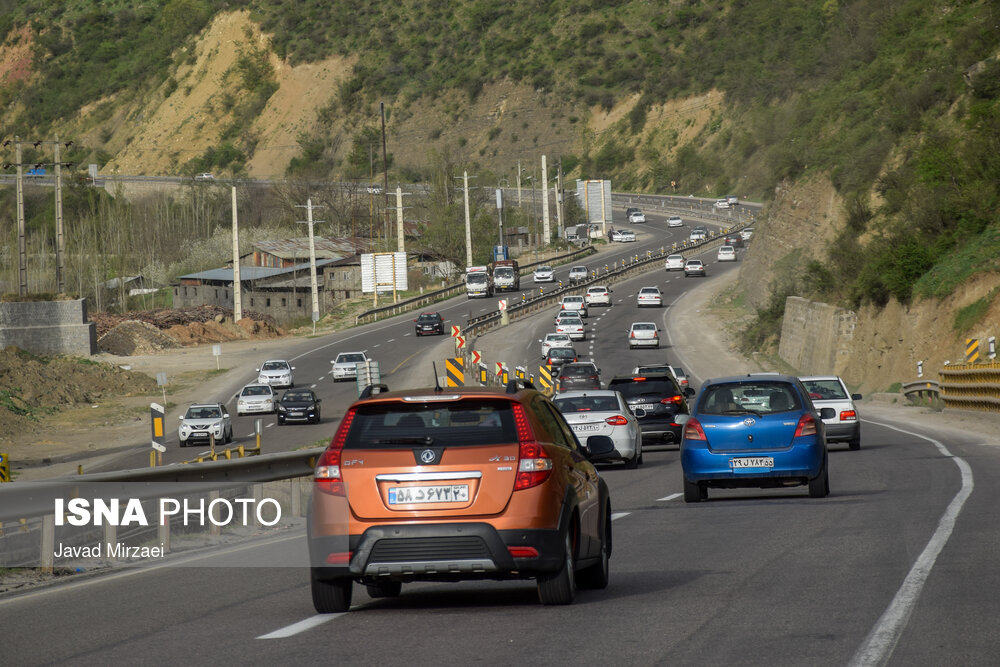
[388,485,470,505]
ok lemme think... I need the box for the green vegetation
[953,287,999,333]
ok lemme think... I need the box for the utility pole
[296,198,325,332]
[232,186,242,322]
[393,185,411,254]
[516,160,522,206]
[380,102,390,245]
[53,136,65,293]
[14,138,26,296]
[463,172,472,267]
[556,159,564,240]
[541,154,550,245]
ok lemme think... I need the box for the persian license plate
[730,457,774,469]
[638,404,657,412]
[388,485,470,505]
[571,424,600,432]
[288,411,302,417]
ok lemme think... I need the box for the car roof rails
[359,384,390,399]
[505,378,536,394]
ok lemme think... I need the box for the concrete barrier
[0,299,97,356]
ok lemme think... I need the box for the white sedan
[628,209,646,224]
[331,351,368,380]
[628,322,660,349]
[667,216,684,227]
[568,266,589,282]
[717,245,737,261]
[585,285,612,307]
[540,333,574,358]
[560,295,588,317]
[256,359,295,388]
[636,287,662,308]
[533,266,554,282]
[665,254,686,271]
[236,384,276,416]
[554,391,643,468]
[618,230,636,242]
[555,316,586,341]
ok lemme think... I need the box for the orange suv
[308,382,616,612]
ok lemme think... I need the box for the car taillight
[661,395,684,406]
[630,331,635,338]
[840,410,857,421]
[605,415,629,426]
[653,330,659,338]
[683,417,707,441]
[794,413,818,437]
[513,404,552,490]
[315,408,356,495]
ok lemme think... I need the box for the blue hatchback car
[678,374,835,502]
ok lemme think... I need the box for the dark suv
[309,382,615,612]
[607,373,694,446]
[556,362,601,393]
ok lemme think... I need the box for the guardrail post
[291,477,302,517]
[159,503,171,553]
[209,490,221,536]
[40,514,54,573]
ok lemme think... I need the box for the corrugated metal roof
[253,237,371,260]
[179,258,340,283]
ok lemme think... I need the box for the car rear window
[609,379,678,398]
[698,382,801,414]
[345,399,517,449]
[554,396,619,412]
[801,379,847,399]
[560,365,597,377]
[549,348,575,358]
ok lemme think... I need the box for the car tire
[537,529,577,605]
[808,456,830,498]
[311,572,353,613]
[683,477,704,503]
[277,418,284,426]
[849,434,861,451]
[625,449,639,469]
[179,440,187,448]
[637,444,644,466]
[224,428,232,444]
[365,580,402,598]
[578,505,611,590]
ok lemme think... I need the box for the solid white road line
[258,614,343,639]
[657,493,682,502]
[611,512,631,521]
[849,420,974,667]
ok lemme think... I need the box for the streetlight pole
[296,198,325,333]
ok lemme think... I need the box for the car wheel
[180,440,187,448]
[808,456,830,498]
[637,444,644,466]
[537,528,576,605]
[311,571,353,613]
[277,418,284,426]
[578,505,611,590]
[625,449,639,469]
[365,580,402,598]
[683,477,704,503]
[849,434,861,451]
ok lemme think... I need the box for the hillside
[1,1,999,395]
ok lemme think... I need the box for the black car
[414,312,444,336]
[557,362,602,393]
[545,347,578,367]
[277,389,322,425]
[607,373,694,446]
[723,234,744,248]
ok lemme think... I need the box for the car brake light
[683,417,707,441]
[605,415,629,426]
[325,552,352,565]
[661,395,684,406]
[508,546,539,558]
[513,404,552,490]
[630,331,635,338]
[315,408,356,495]
[633,376,646,381]
[839,410,857,421]
[794,413,818,437]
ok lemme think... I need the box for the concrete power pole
[556,160,564,240]
[231,186,242,322]
[516,160,522,206]
[296,198,325,329]
[53,136,65,293]
[15,138,26,296]
[541,155,550,244]
[463,172,472,267]
[395,186,406,254]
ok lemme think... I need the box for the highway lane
[89,206,720,472]
[3,415,994,665]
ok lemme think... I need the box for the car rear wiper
[375,436,434,446]
[721,409,762,417]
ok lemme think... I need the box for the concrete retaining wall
[778,296,856,374]
[0,300,97,356]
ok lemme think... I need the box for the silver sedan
[554,391,643,468]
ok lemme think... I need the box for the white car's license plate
[388,485,470,505]
[730,457,774,469]
[572,424,600,432]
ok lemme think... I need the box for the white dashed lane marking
[611,512,631,521]
[258,614,344,639]
[657,493,682,502]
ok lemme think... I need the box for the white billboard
[576,179,612,225]
[361,252,408,293]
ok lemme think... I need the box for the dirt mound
[97,320,183,356]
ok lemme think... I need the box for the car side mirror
[255,368,261,372]
[538,339,543,343]
[851,393,863,400]
[291,367,296,370]
[178,415,184,420]
[819,407,836,419]
[223,413,230,419]
[315,398,321,403]
[583,435,617,462]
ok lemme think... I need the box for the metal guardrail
[937,363,1000,412]
[354,244,598,325]
[901,380,941,402]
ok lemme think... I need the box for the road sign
[471,350,482,365]
[455,335,466,350]
[495,362,506,377]
[0,452,9,482]
[498,299,507,311]
[966,338,979,364]
[538,364,554,395]
[451,325,461,337]
[151,443,166,453]
[150,403,165,452]
[445,358,465,387]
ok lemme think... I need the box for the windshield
[571,267,586,273]
[185,406,221,419]
[337,354,365,363]
[467,274,487,284]
[241,386,271,397]
[536,266,552,272]
[416,314,439,322]
[281,391,313,403]
[345,400,516,448]
[494,268,513,277]
[261,361,287,371]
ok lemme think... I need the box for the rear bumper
[629,338,659,348]
[681,441,825,485]
[823,422,860,442]
[309,523,564,581]
[637,418,682,444]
